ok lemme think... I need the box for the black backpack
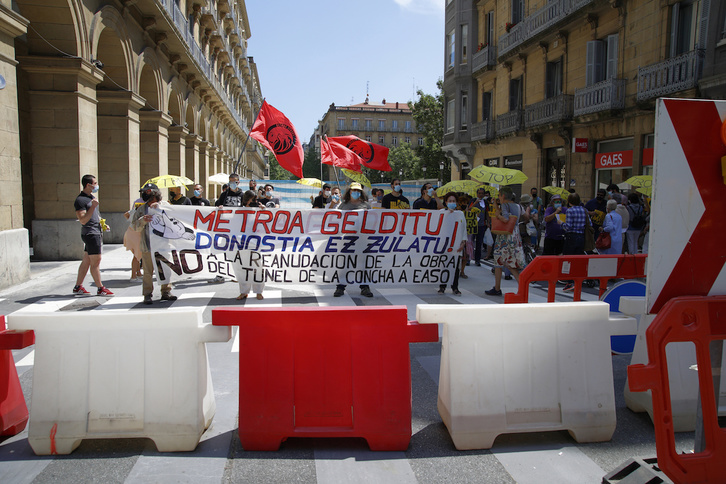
[629,205,646,229]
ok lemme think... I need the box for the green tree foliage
[408,79,449,185]
[266,152,295,180]
[384,144,420,181]
[302,145,322,179]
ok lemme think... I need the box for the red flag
[328,135,391,172]
[321,136,362,172]
[249,101,304,178]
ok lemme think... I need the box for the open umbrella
[468,166,528,186]
[144,175,195,189]
[341,169,372,188]
[296,178,324,188]
[625,175,652,189]
[542,186,570,198]
[208,173,229,186]
[436,180,498,198]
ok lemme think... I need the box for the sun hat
[350,182,363,191]
[519,194,532,204]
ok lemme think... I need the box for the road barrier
[0,315,34,436]
[504,254,647,303]
[212,305,439,451]
[417,302,635,449]
[7,308,231,455]
[628,296,726,484]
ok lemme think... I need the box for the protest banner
[147,207,466,287]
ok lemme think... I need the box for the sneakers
[160,293,178,301]
[73,285,91,296]
[563,283,575,292]
[504,275,513,280]
[333,287,345,297]
[209,275,225,283]
[360,287,374,298]
[485,287,502,296]
[143,294,153,305]
[97,286,114,297]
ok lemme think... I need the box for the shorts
[81,233,103,255]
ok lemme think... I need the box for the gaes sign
[595,150,633,169]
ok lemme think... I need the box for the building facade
[443,0,724,199]
[317,99,422,180]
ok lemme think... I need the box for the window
[392,120,399,131]
[365,135,372,142]
[486,11,495,45]
[512,0,524,25]
[337,118,345,130]
[351,118,359,129]
[481,91,492,121]
[392,136,398,146]
[188,14,195,34]
[365,119,373,130]
[461,92,468,128]
[447,29,456,68]
[379,136,385,144]
[405,120,412,132]
[670,1,698,56]
[378,119,386,130]
[509,77,522,111]
[447,99,455,133]
[461,24,469,64]
[546,58,563,98]
[418,137,424,146]
[405,136,411,144]
[585,34,618,86]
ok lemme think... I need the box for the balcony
[472,45,496,74]
[637,50,704,101]
[528,0,563,38]
[524,94,573,129]
[574,78,626,116]
[471,119,494,142]
[496,110,523,136]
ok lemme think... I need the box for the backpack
[629,205,646,229]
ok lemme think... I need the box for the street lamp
[439,159,445,187]
[422,165,427,181]
[399,169,403,180]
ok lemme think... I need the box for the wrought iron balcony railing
[637,49,704,101]
[574,78,626,116]
[496,110,523,136]
[471,119,495,142]
[524,94,574,129]
[472,45,496,73]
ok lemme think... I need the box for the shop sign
[595,150,633,169]
[572,138,588,153]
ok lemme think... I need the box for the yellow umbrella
[144,174,195,189]
[296,177,324,188]
[341,169,372,188]
[542,186,570,198]
[636,186,652,197]
[436,180,498,198]
[625,175,652,188]
[468,166,528,186]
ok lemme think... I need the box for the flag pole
[233,98,265,175]
[324,136,342,187]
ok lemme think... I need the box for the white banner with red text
[147,206,467,287]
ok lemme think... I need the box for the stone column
[96,90,144,243]
[168,124,188,178]
[207,145,219,200]
[21,56,104,260]
[139,110,172,188]
[185,134,202,188]
[198,140,210,198]
[0,4,29,286]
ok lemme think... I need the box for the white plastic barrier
[416,302,635,450]
[7,308,231,455]
[619,296,726,432]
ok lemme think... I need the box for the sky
[245,0,444,143]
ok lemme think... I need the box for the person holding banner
[327,186,342,209]
[438,192,466,295]
[334,183,373,298]
[233,190,266,300]
[216,174,245,207]
[382,178,410,209]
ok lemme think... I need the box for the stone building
[443,0,725,198]
[317,98,422,180]
[0,0,264,288]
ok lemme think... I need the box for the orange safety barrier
[504,254,647,304]
[627,296,726,484]
[0,315,35,436]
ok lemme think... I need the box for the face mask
[554,202,562,209]
[427,188,434,197]
[447,202,457,210]
[394,185,402,192]
[266,191,273,197]
[141,191,151,201]
[324,190,331,197]
[351,191,361,200]
[229,182,238,190]
[92,185,99,193]
[607,191,613,197]
[333,194,340,201]
[169,190,176,198]
[377,195,383,201]
[194,190,201,197]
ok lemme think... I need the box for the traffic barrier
[504,254,647,303]
[0,315,34,436]
[628,296,726,484]
[6,308,231,455]
[212,306,439,451]
[416,302,635,450]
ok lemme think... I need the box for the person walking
[598,199,623,255]
[485,187,525,297]
[333,183,373,298]
[72,174,114,296]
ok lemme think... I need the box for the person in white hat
[334,182,373,298]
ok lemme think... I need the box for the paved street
[0,245,691,483]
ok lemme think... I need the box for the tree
[409,79,449,185]
[266,152,295,180]
[385,144,420,181]
[302,145,321,179]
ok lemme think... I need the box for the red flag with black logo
[321,136,362,172]
[249,101,304,178]
[329,135,391,172]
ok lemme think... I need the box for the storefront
[503,155,523,198]
[595,138,634,191]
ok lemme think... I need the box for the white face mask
[324,190,331,197]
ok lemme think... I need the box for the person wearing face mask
[313,183,332,208]
[232,190,266,301]
[72,174,113,296]
[190,184,210,206]
[413,182,438,210]
[263,183,280,208]
[216,173,245,207]
[437,192,467,295]
[381,178,410,209]
[168,186,192,205]
[327,186,342,209]
[584,188,607,236]
[542,195,567,256]
[334,183,373,298]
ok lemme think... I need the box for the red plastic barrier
[504,254,647,304]
[0,315,35,436]
[628,296,726,484]
[213,305,439,451]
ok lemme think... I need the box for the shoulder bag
[595,215,612,250]
[491,203,518,235]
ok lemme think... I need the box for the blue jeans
[563,232,584,255]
